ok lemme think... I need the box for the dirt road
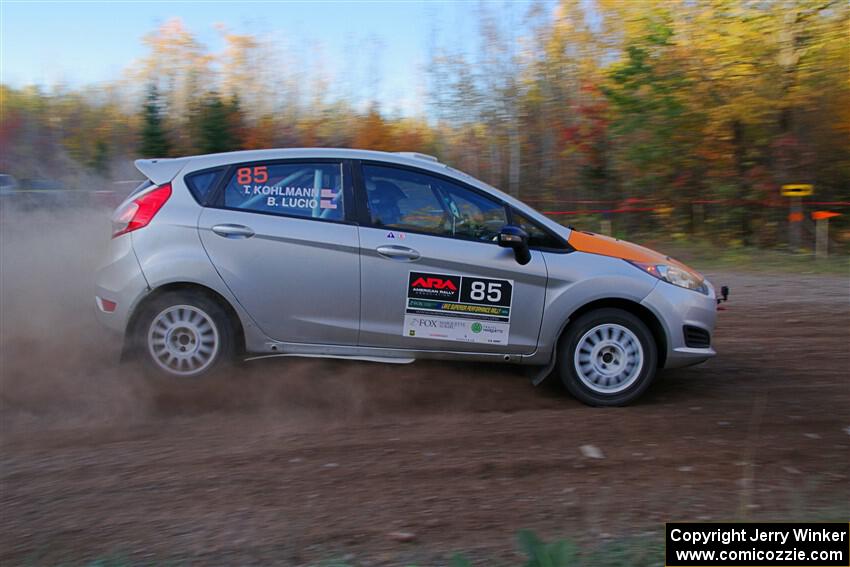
[1,210,848,565]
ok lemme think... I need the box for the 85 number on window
[460,277,513,307]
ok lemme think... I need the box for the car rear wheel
[558,308,657,406]
[135,291,235,380]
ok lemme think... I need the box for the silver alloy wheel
[147,304,220,377]
[573,323,644,394]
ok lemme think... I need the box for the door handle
[211,224,255,238]
[376,245,420,261]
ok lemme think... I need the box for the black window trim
[354,159,508,246]
[206,158,357,226]
[355,159,572,252]
[188,156,572,252]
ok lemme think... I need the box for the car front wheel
[558,308,657,406]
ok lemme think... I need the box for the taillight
[96,296,117,313]
[112,183,172,238]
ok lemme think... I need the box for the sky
[1,0,542,116]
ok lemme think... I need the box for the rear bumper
[94,234,149,334]
[641,281,718,369]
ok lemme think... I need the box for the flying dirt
[1,202,848,565]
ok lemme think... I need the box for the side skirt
[245,353,415,364]
[249,340,529,364]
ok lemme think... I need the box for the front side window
[222,162,344,221]
[363,164,507,242]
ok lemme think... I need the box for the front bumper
[641,280,718,369]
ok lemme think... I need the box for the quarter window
[185,169,223,204]
[512,210,566,249]
[222,162,345,221]
[363,164,507,242]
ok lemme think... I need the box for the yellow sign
[781,184,814,197]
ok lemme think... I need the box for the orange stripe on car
[568,230,690,269]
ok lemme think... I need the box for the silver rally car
[95,148,720,406]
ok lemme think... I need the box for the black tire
[133,290,236,382]
[557,308,657,406]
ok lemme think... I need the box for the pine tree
[197,92,236,154]
[227,94,245,150]
[89,139,109,174]
[139,83,171,157]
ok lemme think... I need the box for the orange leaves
[352,108,394,151]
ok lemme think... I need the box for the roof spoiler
[134,157,190,186]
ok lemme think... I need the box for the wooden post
[815,217,828,259]
[692,202,704,235]
[789,197,802,250]
[811,211,841,259]
[781,185,813,251]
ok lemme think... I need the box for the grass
[449,531,663,567]
[636,238,850,276]
[73,514,850,566]
[70,532,664,567]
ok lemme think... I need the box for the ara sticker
[403,271,513,345]
[386,231,406,239]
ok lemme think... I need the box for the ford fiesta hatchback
[95,148,721,406]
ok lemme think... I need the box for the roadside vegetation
[74,531,664,567]
[448,530,663,567]
[2,1,848,254]
[656,240,850,276]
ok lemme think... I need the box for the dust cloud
[0,203,145,431]
[0,201,548,434]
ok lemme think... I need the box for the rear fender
[128,177,266,353]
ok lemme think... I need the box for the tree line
[1,1,847,246]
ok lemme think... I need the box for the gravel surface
[1,208,848,565]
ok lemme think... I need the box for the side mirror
[498,225,531,265]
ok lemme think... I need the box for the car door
[198,159,360,345]
[356,162,548,355]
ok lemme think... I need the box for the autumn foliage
[1,1,847,246]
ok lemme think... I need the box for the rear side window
[221,162,344,221]
[185,169,224,204]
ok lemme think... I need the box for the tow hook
[716,285,730,305]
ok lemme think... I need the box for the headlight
[628,261,709,295]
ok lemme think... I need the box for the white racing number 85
[470,281,502,303]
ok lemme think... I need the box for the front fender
[529,252,660,365]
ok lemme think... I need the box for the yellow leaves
[352,108,393,152]
[140,17,209,71]
[132,17,213,141]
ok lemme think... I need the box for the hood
[568,230,691,269]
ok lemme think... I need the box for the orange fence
[519,198,850,216]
